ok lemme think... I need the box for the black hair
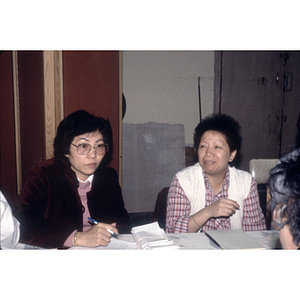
[193,113,242,153]
[54,110,113,167]
[269,154,300,245]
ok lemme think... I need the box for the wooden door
[62,51,120,173]
[215,51,300,171]
[0,51,120,210]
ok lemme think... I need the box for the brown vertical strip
[43,51,64,160]
[54,51,64,129]
[43,51,56,159]
[12,51,22,194]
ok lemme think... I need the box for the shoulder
[229,166,252,179]
[25,159,75,189]
[0,191,9,213]
[29,158,64,177]
[228,167,254,200]
[229,167,253,192]
[176,162,201,178]
[95,166,118,180]
[92,167,120,191]
[175,163,204,194]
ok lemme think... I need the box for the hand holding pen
[88,217,119,238]
[73,219,119,247]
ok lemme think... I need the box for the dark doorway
[215,51,300,171]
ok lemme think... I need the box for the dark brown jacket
[16,159,130,248]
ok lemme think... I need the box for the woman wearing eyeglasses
[16,110,130,249]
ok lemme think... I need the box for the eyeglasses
[71,143,109,156]
[272,202,288,230]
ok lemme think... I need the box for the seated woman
[16,110,130,249]
[269,153,300,249]
[0,191,20,249]
[166,113,266,233]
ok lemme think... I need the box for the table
[5,230,279,250]
[168,230,281,249]
[69,230,281,250]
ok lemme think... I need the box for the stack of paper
[131,222,178,250]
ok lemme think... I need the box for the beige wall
[122,51,215,145]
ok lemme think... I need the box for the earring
[229,157,233,162]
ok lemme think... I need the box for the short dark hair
[269,154,300,245]
[54,110,113,167]
[193,113,242,153]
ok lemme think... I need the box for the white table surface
[69,230,281,250]
[119,230,280,250]
[7,230,280,250]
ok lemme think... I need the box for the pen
[87,217,119,238]
[204,232,223,250]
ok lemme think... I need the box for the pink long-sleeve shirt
[63,177,93,247]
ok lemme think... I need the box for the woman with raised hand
[166,113,266,233]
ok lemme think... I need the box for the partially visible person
[16,110,130,249]
[270,154,300,249]
[166,113,266,233]
[269,113,300,213]
[269,112,300,248]
[0,191,20,249]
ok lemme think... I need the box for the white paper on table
[205,229,266,250]
[131,222,178,250]
[69,237,137,250]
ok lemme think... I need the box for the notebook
[204,229,266,250]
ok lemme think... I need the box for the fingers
[76,228,110,247]
[221,199,240,216]
[96,222,119,239]
[90,225,111,245]
[209,199,240,218]
[80,222,119,247]
[225,199,240,209]
[221,199,239,211]
[108,222,119,236]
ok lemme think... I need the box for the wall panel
[0,52,18,208]
[63,51,120,172]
